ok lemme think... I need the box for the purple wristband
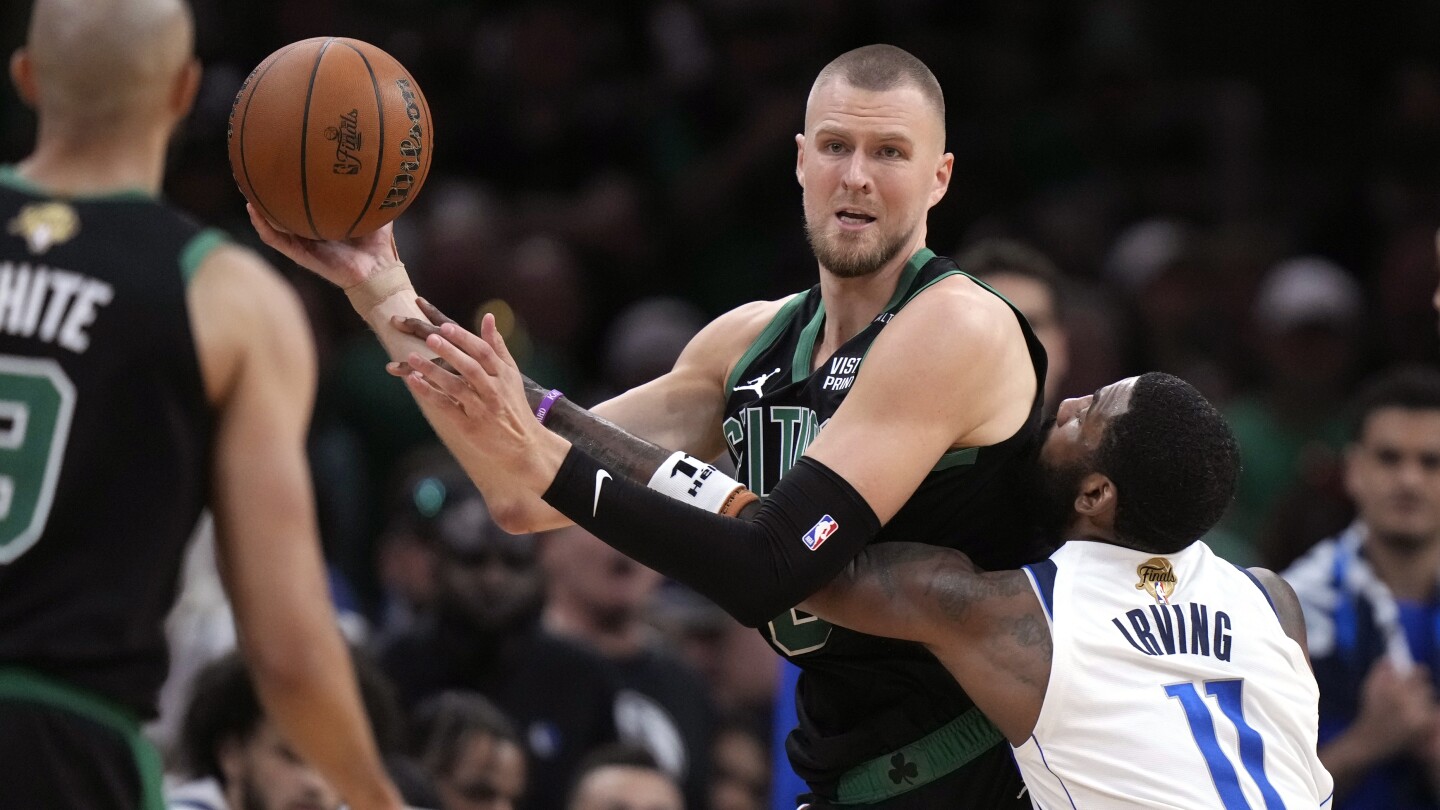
[535,389,564,425]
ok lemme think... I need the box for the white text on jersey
[0,262,113,354]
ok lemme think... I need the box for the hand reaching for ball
[247,203,399,289]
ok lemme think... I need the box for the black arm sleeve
[541,446,882,627]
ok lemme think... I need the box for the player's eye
[1374,448,1403,467]
[879,146,902,158]
[824,141,846,154]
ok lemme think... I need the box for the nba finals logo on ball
[227,37,432,240]
[1135,558,1177,605]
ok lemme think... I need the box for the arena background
[3,2,1440,807]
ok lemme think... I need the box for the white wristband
[647,451,746,514]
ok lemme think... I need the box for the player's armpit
[589,296,793,461]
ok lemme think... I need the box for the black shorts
[0,670,163,810]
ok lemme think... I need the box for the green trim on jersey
[834,706,1005,804]
[0,668,165,810]
[791,247,936,383]
[724,294,809,398]
[792,300,827,383]
[179,228,230,284]
[0,165,155,202]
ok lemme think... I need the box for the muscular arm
[1248,567,1311,665]
[189,247,400,810]
[800,543,1050,744]
[400,275,1038,624]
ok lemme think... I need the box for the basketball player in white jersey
[801,372,1334,808]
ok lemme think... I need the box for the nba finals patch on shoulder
[8,202,79,255]
[802,515,839,551]
[1136,557,1176,604]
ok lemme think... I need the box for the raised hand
[386,297,459,377]
[246,203,400,289]
[401,313,570,493]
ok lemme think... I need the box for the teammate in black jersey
[257,45,1045,808]
[0,2,401,808]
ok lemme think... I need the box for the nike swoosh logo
[593,470,612,516]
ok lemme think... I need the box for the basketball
[227,37,433,240]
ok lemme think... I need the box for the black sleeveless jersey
[721,248,1050,794]
[0,168,219,717]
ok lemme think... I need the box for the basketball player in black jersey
[255,45,1045,808]
[0,2,401,808]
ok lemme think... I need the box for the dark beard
[1035,458,1087,541]
[803,214,913,278]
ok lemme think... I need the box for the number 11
[1165,679,1284,810]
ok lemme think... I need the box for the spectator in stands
[410,691,527,810]
[567,745,683,810]
[540,524,715,808]
[1283,367,1440,808]
[375,449,620,810]
[955,237,1071,410]
[167,651,431,810]
[1224,256,1366,563]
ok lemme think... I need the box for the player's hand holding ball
[229,37,432,288]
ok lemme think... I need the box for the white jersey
[1013,540,1333,809]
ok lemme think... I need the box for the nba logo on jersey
[802,515,839,550]
[1136,558,1177,604]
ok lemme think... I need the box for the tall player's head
[1038,372,1240,554]
[11,0,199,142]
[797,44,953,279]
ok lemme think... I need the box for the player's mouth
[835,209,877,230]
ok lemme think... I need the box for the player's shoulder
[188,242,306,324]
[685,293,801,362]
[881,272,1022,365]
[711,293,801,333]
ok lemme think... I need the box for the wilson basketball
[227,37,433,240]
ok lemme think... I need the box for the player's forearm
[541,445,880,626]
[803,543,976,645]
[243,627,402,810]
[519,376,675,481]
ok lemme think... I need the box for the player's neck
[816,237,927,353]
[1363,525,1440,602]
[543,599,646,658]
[19,121,168,197]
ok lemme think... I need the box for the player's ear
[169,57,201,121]
[795,133,806,187]
[1073,471,1115,519]
[928,151,953,207]
[10,49,37,109]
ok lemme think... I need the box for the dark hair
[1096,372,1240,554]
[409,690,522,780]
[955,238,1064,301]
[1348,365,1440,442]
[567,744,673,807]
[178,649,405,783]
[814,44,944,129]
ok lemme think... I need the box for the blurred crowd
[6,0,1440,808]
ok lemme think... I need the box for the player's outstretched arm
[401,314,885,626]
[245,206,578,531]
[801,542,1050,744]
[189,245,403,810]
